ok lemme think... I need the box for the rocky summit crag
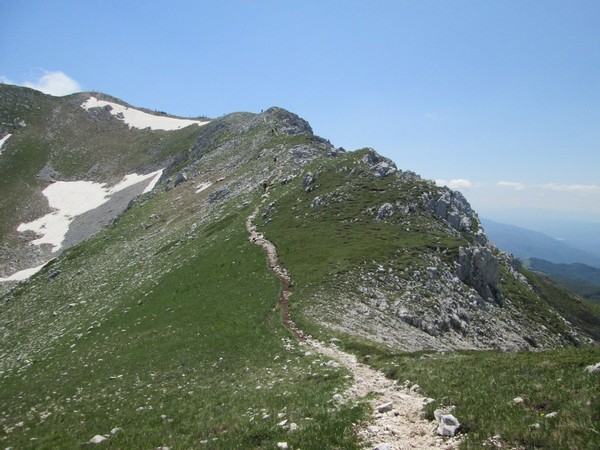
[1,85,600,449]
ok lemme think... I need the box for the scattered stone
[409,384,421,393]
[585,362,600,373]
[277,419,288,427]
[110,427,123,435]
[289,422,298,432]
[89,435,107,444]
[302,172,315,187]
[48,268,60,279]
[437,414,460,437]
[545,412,558,419]
[174,171,188,187]
[531,423,541,429]
[376,401,393,413]
[373,444,392,450]
[333,393,343,402]
[277,443,288,449]
[513,396,524,404]
[277,412,286,419]
[375,203,394,220]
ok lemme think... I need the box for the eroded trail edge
[246,193,461,450]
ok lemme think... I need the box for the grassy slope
[0,184,365,449]
[256,149,600,448]
[345,341,600,449]
[0,86,54,236]
[3,93,600,449]
[259,149,466,334]
[258,149,599,342]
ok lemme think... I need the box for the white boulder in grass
[585,362,600,373]
[434,409,461,437]
[89,435,107,444]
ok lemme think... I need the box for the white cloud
[497,181,525,190]
[540,183,600,194]
[2,71,82,96]
[435,178,473,190]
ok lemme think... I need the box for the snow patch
[0,262,48,282]
[195,181,212,193]
[17,169,163,253]
[0,133,11,155]
[81,97,209,131]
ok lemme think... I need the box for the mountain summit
[1,85,599,448]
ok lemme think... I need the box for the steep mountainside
[1,85,599,448]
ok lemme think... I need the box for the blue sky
[2,0,599,225]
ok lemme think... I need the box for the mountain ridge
[2,85,600,448]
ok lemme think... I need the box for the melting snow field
[81,97,210,131]
[0,169,163,283]
[0,133,11,155]
[0,262,49,282]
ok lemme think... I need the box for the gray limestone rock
[376,203,394,220]
[89,435,108,444]
[457,246,502,304]
[437,413,460,437]
[174,171,188,187]
[376,401,393,413]
[362,149,398,178]
[586,362,600,373]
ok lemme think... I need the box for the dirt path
[246,191,461,450]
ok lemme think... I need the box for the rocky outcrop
[424,189,488,246]
[261,107,313,136]
[362,149,398,177]
[457,246,502,304]
[376,203,395,221]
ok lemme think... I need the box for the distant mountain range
[523,258,600,301]
[481,218,600,269]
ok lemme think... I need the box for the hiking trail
[246,184,461,450]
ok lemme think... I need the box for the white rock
[278,419,288,427]
[437,414,460,437]
[333,393,343,402]
[277,442,288,449]
[376,401,393,413]
[513,396,524,404]
[545,411,558,419]
[289,422,298,432]
[373,444,392,450]
[89,435,107,444]
[277,412,286,419]
[585,362,600,373]
[110,427,123,435]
